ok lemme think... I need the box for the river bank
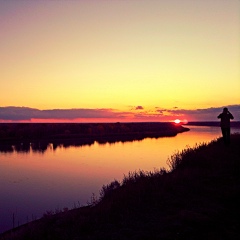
[1,133,239,240]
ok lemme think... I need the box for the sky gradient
[1,0,240,122]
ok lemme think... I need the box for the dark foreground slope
[1,134,240,240]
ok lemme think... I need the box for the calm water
[0,126,239,232]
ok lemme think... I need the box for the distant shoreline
[0,122,189,153]
[0,122,189,145]
[185,121,240,127]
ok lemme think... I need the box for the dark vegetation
[0,123,188,153]
[1,134,239,240]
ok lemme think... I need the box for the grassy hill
[1,134,240,240]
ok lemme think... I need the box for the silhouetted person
[217,107,234,145]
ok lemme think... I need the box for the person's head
[223,107,228,113]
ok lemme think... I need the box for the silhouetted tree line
[0,123,189,153]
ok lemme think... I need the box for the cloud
[166,105,240,121]
[156,109,164,115]
[0,105,239,122]
[0,107,40,120]
[135,106,144,110]
[0,107,128,121]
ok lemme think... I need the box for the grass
[1,134,240,240]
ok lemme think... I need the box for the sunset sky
[0,0,240,122]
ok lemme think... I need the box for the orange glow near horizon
[171,119,189,125]
[2,117,184,124]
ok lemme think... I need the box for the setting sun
[174,119,181,124]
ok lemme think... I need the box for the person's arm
[217,113,222,119]
[228,111,234,119]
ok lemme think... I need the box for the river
[0,125,239,233]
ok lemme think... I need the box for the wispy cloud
[0,105,239,122]
[135,106,144,110]
[0,107,128,122]
[165,105,240,121]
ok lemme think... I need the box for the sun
[174,119,181,124]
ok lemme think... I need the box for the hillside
[1,134,240,240]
